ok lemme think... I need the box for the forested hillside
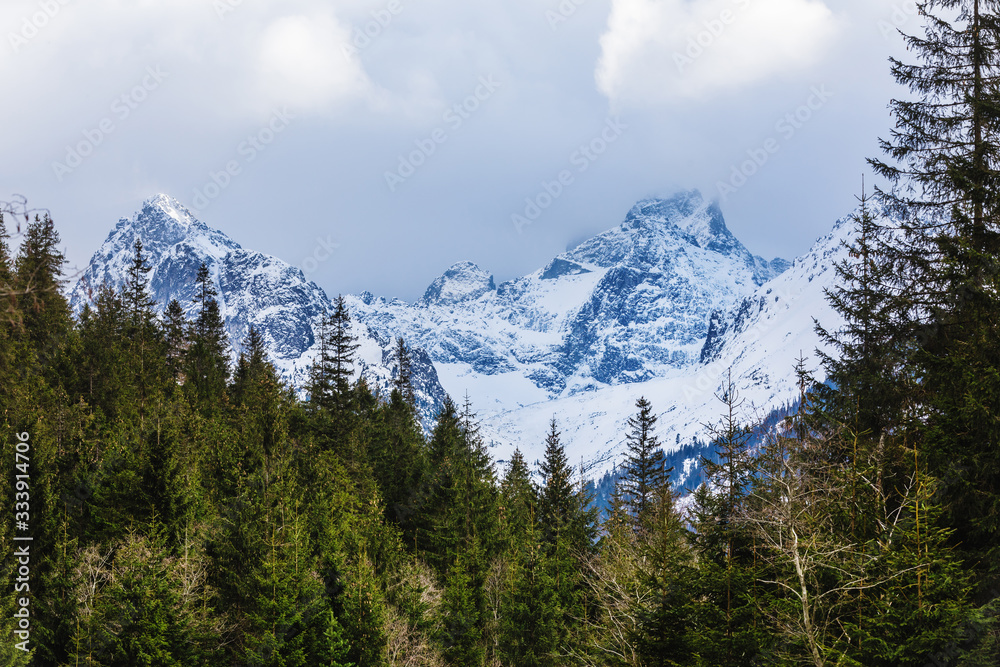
[5,1,1000,665]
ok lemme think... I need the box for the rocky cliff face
[348,189,790,398]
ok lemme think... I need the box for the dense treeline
[0,200,997,665]
[5,2,1000,664]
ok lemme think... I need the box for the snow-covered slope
[69,194,448,427]
[349,190,789,399]
[69,190,860,485]
[349,195,855,478]
[483,210,855,479]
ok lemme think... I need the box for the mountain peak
[71,195,449,432]
[421,261,496,305]
[625,190,736,252]
[108,194,240,261]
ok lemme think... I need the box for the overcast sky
[2,0,917,301]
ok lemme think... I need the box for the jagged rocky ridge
[71,190,859,482]
[69,194,448,429]
[348,191,856,480]
[349,190,790,398]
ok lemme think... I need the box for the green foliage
[439,543,485,667]
[186,262,230,411]
[621,397,671,531]
[868,0,1000,594]
[498,528,560,667]
[9,126,1000,667]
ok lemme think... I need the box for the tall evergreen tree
[636,482,698,667]
[620,397,670,531]
[688,377,764,666]
[327,295,359,405]
[123,238,164,427]
[163,299,189,384]
[307,311,332,410]
[13,214,71,377]
[870,0,1000,595]
[125,239,156,322]
[538,418,574,548]
[813,187,910,449]
[499,448,536,554]
[73,284,130,422]
[231,325,270,403]
[393,336,415,407]
[498,519,560,667]
[0,213,18,406]
[0,211,15,327]
[186,262,229,409]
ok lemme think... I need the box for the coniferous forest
[6,2,1000,665]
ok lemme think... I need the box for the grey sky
[2,0,916,301]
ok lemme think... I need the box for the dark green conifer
[163,299,189,383]
[869,0,1000,595]
[393,336,415,406]
[538,418,574,548]
[13,214,71,384]
[186,262,229,409]
[500,448,536,553]
[621,397,670,531]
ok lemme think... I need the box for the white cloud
[596,0,841,105]
[255,13,373,114]
[0,0,374,133]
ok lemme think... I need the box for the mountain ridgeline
[8,5,1000,660]
[70,191,847,478]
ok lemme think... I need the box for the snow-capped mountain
[349,190,790,400]
[69,194,448,427]
[348,191,853,479]
[70,190,859,486]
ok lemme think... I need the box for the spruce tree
[538,418,574,548]
[307,297,360,450]
[231,325,270,404]
[13,214,71,379]
[0,211,15,327]
[621,397,670,531]
[536,417,597,651]
[327,295,359,405]
[498,519,560,667]
[440,542,486,667]
[307,311,333,409]
[163,299,189,384]
[499,448,536,554]
[636,482,697,667]
[688,376,764,666]
[123,238,164,427]
[75,284,131,422]
[0,213,18,407]
[870,0,1000,595]
[813,187,910,449]
[187,262,229,409]
[393,336,415,407]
